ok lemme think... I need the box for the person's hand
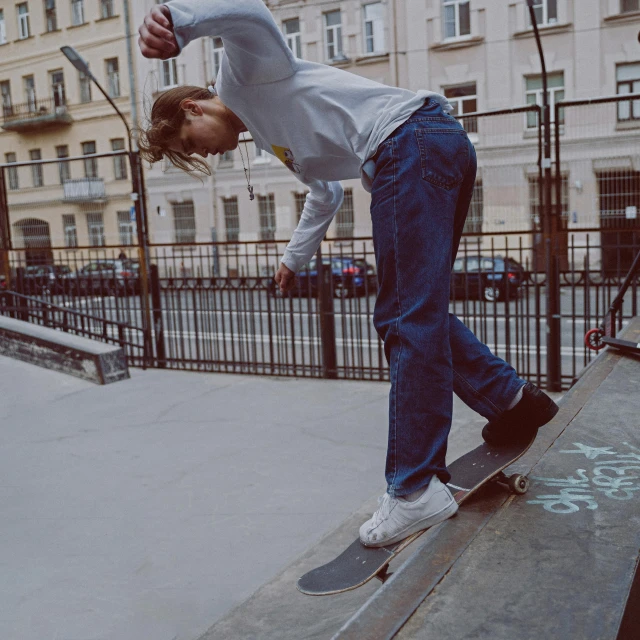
[138,4,179,60]
[274,263,296,294]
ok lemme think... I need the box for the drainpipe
[123,0,139,150]
[526,0,561,392]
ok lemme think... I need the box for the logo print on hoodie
[271,145,301,174]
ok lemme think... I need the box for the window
[111,139,127,180]
[160,58,178,88]
[529,0,557,26]
[529,174,568,229]
[223,196,240,242]
[117,211,135,245]
[211,37,224,79]
[363,3,385,54]
[17,3,30,39]
[464,180,483,234]
[283,18,302,58]
[0,81,11,116]
[621,0,639,11]
[87,212,105,247]
[5,152,19,190]
[218,150,234,167]
[617,63,640,122]
[79,69,91,103]
[258,194,276,240]
[106,58,120,98]
[62,214,77,247]
[100,0,114,19]
[443,0,470,39]
[56,145,70,183]
[525,72,564,128]
[50,69,65,107]
[82,141,98,178]
[71,0,85,26]
[173,201,196,243]
[24,75,36,111]
[0,10,6,44]
[254,144,270,164]
[294,191,308,223]
[324,10,343,61]
[445,83,477,133]
[44,0,57,31]
[29,149,43,187]
[335,188,354,238]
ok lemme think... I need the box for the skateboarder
[137,0,559,549]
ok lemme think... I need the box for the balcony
[1,97,73,133]
[63,178,106,203]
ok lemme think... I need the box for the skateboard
[297,437,534,596]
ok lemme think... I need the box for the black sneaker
[482,382,559,446]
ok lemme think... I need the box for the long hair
[138,85,214,175]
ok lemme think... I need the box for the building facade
[1,0,639,272]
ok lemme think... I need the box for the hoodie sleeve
[166,0,297,85]
[281,179,344,273]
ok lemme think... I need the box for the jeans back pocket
[415,128,469,190]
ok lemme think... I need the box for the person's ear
[179,98,203,120]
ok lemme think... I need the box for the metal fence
[0,95,639,390]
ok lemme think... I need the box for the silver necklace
[220,99,254,201]
[237,135,254,201]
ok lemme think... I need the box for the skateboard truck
[493,471,530,495]
[375,565,393,583]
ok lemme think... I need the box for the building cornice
[429,36,485,52]
[602,10,640,24]
[513,23,573,39]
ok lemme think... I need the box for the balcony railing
[63,178,106,202]
[1,96,73,132]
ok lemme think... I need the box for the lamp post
[525,1,561,392]
[60,45,153,368]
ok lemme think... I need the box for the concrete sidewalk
[0,355,523,640]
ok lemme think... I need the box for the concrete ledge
[0,316,129,385]
[342,318,640,639]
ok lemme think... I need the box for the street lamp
[61,46,132,151]
[60,45,153,367]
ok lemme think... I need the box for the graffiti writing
[527,442,640,514]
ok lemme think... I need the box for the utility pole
[526,0,561,392]
[60,46,153,368]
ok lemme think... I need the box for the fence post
[150,263,166,368]
[316,245,337,379]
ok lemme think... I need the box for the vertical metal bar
[317,244,337,379]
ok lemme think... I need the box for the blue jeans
[370,99,525,497]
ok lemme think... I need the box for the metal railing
[1,96,69,125]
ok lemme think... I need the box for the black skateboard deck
[297,437,534,596]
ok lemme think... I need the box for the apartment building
[144,0,639,269]
[0,0,142,261]
[401,0,640,270]
[2,0,639,271]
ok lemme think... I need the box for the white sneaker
[359,476,458,547]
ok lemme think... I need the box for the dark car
[451,255,525,302]
[68,259,140,296]
[271,256,377,298]
[20,264,74,295]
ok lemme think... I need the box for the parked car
[271,256,377,298]
[20,264,74,295]
[451,255,525,302]
[68,259,140,296]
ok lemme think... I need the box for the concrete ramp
[0,315,129,384]
[199,318,640,640]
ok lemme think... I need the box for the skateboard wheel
[508,474,529,495]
